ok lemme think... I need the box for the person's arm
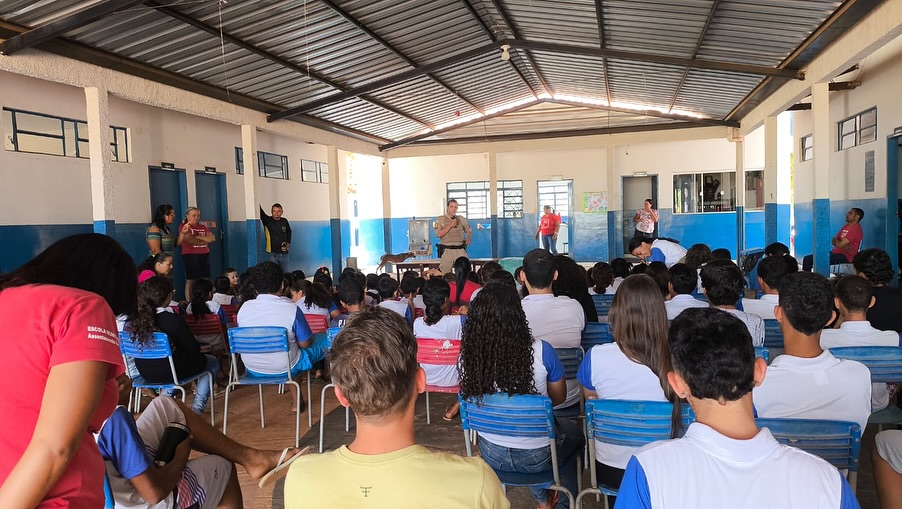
[463,218,473,245]
[633,211,641,223]
[146,226,162,255]
[613,456,653,509]
[553,215,560,238]
[0,361,109,509]
[648,247,666,264]
[576,351,598,400]
[293,308,314,349]
[285,220,292,245]
[541,341,566,406]
[128,439,192,504]
[260,205,270,223]
[435,218,455,239]
[535,222,542,239]
[650,209,659,223]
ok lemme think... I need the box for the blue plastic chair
[118,331,215,425]
[554,347,585,417]
[319,327,352,453]
[103,472,114,508]
[829,346,902,429]
[459,393,580,507]
[591,294,615,318]
[581,322,613,351]
[755,418,861,491]
[577,399,692,508]
[754,346,770,364]
[223,327,302,447]
[763,319,783,349]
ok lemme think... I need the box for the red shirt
[449,280,481,305]
[180,222,212,255]
[539,213,560,235]
[0,285,124,508]
[831,222,863,259]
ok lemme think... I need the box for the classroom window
[838,107,877,150]
[447,181,489,220]
[2,108,128,161]
[673,171,737,213]
[258,151,289,179]
[235,147,243,174]
[498,180,524,218]
[800,134,813,162]
[301,159,328,183]
[744,170,764,210]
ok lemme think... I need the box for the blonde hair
[184,206,199,221]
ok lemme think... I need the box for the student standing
[260,203,292,270]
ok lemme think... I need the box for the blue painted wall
[354,218,385,267]
[794,198,885,259]
[497,217,536,258]
[570,211,608,262]
[661,208,738,253]
[0,224,93,272]
[745,211,764,250]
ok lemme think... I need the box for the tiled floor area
[183,380,884,509]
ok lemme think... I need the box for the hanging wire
[217,0,231,101]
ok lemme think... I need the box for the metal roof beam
[147,1,434,129]
[269,40,505,122]
[594,0,613,108]
[0,0,146,55]
[550,98,739,128]
[379,99,539,151]
[667,0,721,114]
[487,0,550,97]
[512,40,804,79]
[318,0,484,114]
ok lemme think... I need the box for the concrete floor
[198,380,883,509]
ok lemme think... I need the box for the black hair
[338,267,356,284]
[402,270,420,280]
[668,263,697,295]
[400,276,419,296]
[627,236,648,253]
[552,255,599,321]
[684,244,712,271]
[522,248,555,289]
[282,273,296,292]
[447,198,458,206]
[756,255,788,291]
[853,248,894,286]
[189,278,213,316]
[477,261,503,285]
[700,259,744,306]
[377,276,399,299]
[630,263,648,275]
[222,267,237,276]
[272,202,283,210]
[488,270,517,290]
[711,248,732,260]
[591,262,614,294]
[834,275,873,314]
[422,278,451,326]
[355,271,367,289]
[0,233,137,316]
[126,276,173,346]
[366,273,380,290]
[151,203,174,233]
[645,261,671,297]
[783,255,799,274]
[852,207,864,221]
[137,252,173,274]
[292,279,333,309]
[778,272,834,335]
[669,308,756,402]
[453,256,472,306]
[236,269,257,306]
[764,242,790,257]
[337,277,365,306]
[292,269,307,281]
[214,276,232,295]
[610,258,631,279]
[249,261,283,295]
[314,273,333,289]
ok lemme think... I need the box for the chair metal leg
[319,382,334,453]
[307,369,313,427]
[259,385,265,428]
[222,382,236,435]
[425,391,431,424]
[849,471,858,495]
[290,380,301,447]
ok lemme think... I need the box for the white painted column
[606,143,619,257]
[241,124,259,266]
[488,151,498,257]
[85,87,115,235]
[811,82,832,274]
[382,156,393,254]
[327,145,343,274]
[764,116,778,245]
[734,134,745,258]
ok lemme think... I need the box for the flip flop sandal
[538,490,559,509]
[257,446,312,488]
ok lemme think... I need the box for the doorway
[622,175,659,254]
[149,166,188,298]
[537,179,573,255]
[194,171,229,281]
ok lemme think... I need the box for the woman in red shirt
[448,256,480,308]
[177,206,216,300]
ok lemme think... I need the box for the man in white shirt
[741,255,786,320]
[820,275,899,411]
[701,259,765,346]
[754,272,872,432]
[665,263,708,320]
[519,248,585,409]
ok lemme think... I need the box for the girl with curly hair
[589,262,615,295]
[459,283,584,509]
[413,278,465,420]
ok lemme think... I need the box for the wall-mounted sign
[864,150,875,193]
[632,171,647,177]
[583,192,608,213]
[893,125,902,136]
[204,166,217,173]
[160,162,175,169]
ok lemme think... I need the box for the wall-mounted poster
[583,192,608,213]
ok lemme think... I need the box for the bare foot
[243,447,306,480]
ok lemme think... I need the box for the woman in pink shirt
[177,206,216,300]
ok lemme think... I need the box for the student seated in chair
[753,272,872,432]
[740,255,788,320]
[853,248,902,333]
[283,307,508,508]
[700,259,764,346]
[615,308,860,509]
[664,263,708,320]
[820,275,899,412]
[98,376,306,509]
[330,277,366,328]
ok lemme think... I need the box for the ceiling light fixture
[500,44,511,61]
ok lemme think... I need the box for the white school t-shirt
[820,320,899,411]
[616,423,858,509]
[413,315,464,387]
[664,294,708,321]
[723,308,765,346]
[521,293,585,408]
[576,343,668,468]
[740,293,779,320]
[753,350,872,432]
[378,299,410,319]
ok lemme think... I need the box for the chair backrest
[227,326,290,354]
[416,338,462,366]
[220,304,238,324]
[118,331,180,385]
[554,347,584,380]
[755,418,861,472]
[459,393,555,439]
[415,308,425,318]
[581,322,613,350]
[585,399,691,447]
[184,313,225,336]
[304,314,329,334]
[591,294,615,317]
[754,346,770,364]
[828,346,902,383]
[763,319,783,349]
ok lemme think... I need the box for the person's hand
[449,218,458,228]
[455,305,468,315]
[553,233,558,238]
[180,223,190,235]
[535,233,539,240]
[465,237,471,246]
[281,242,290,252]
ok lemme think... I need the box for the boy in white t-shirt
[665,263,708,320]
[701,259,765,346]
[616,308,859,509]
[741,255,786,320]
[376,276,412,323]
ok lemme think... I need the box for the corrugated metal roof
[0,0,860,147]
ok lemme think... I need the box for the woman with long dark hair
[413,278,465,421]
[448,256,480,307]
[0,233,136,508]
[552,255,599,322]
[459,283,584,509]
[576,274,676,506]
[146,203,176,256]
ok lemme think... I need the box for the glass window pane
[17,132,64,156]
[840,118,856,135]
[77,140,90,158]
[16,111,64,136]
[860,108,876,128]
[859,125,876,144]
[2,109,13,151]
[840,133,856,150]
[745,171,764,210]
[235,147,243,174]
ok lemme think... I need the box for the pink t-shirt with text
[180,222,212,255]
[831,222,863,259]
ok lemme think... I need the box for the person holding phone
[434,199,472,274]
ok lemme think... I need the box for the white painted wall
[343,151,385,220]
[255,131,331,222]
[496,147,607,214]
[389,153,490,218]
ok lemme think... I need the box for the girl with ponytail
[185,278,227,352]
[448,256,480,307]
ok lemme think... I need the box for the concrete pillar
[85,87,115,236]
[606,143,620,258]
[735,135,745,259]
[811,82,832,275]
[240,124,259,267]
[327,145,342,275]
[763,116,778,246]
[489,151,499,258]
[382,157,392,254]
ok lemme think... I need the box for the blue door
[149,167,187,298]
[195,172,229,281]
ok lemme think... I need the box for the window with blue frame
[235,147,244,174]
[258,150,289,179]
[2,107,129,162]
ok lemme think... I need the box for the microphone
[451,215,456,220]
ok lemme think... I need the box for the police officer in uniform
[434,199,472,274]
